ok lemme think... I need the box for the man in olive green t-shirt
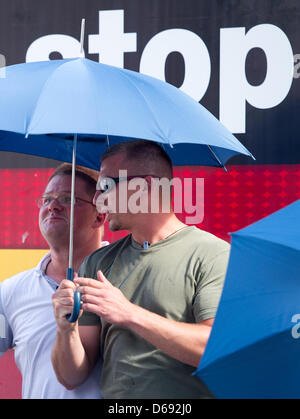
[51,140,230,399]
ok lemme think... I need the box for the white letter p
[220,24,294,133]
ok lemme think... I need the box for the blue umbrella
[195,199,300,399]
[0,58,253,169]
[0,32,253,321]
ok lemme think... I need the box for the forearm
[126,304,212,367]
[51,325,92,390]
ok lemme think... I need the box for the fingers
[97,270,111,285]
[71,272,132,325]
[59,279,77,290]
[74,276,99,288]
[80,293,104,306]
[74,271,111,289]
[55,280,77,304]
[52,279,80,328]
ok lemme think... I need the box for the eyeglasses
[36,195,95,208]
[96,175,157,194]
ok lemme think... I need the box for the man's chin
[108,220,121,232]
[40,225,69,243]
[107,215,124,232]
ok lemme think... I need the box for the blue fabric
[195,199,300,399]
[0,58,253,168]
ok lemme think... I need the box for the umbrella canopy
[195,199,300,399]
[0,57,253,169]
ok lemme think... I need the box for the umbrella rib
[118,70,168,143]
[24,59,76,135]
[86,61,111,142]
[207,145,227,171]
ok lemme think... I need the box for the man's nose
[48,197,64,211]
[93,190,101,205]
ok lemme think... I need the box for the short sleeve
[0,283,14,356]
[193,249,230,323]
[78,310,101,326]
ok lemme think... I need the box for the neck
[46,236,101,284]
[131,213,187,246]
[46,250,69,284]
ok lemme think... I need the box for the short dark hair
[48,163,98,197]
[101,140,173,179]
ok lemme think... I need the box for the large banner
[0,0,299,164]
[0,0,299,398]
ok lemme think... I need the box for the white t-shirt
[0,253,102,399]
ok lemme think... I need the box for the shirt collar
[36,252,51,274]
[35,252,59,291]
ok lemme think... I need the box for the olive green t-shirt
[79,226,230,399]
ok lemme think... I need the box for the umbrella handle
[65,268,81,323]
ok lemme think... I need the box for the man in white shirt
[0,163,106,399]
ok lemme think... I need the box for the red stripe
[103,164,300,244]
[0,165,299,248]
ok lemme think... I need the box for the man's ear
[93,212,107,228]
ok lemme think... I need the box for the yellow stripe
[0,249,49,282]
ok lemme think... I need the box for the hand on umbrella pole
[66,268,81,323]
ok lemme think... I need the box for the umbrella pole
[66,19,85,322]
[66,134,81,323]
[68,133,77,271]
